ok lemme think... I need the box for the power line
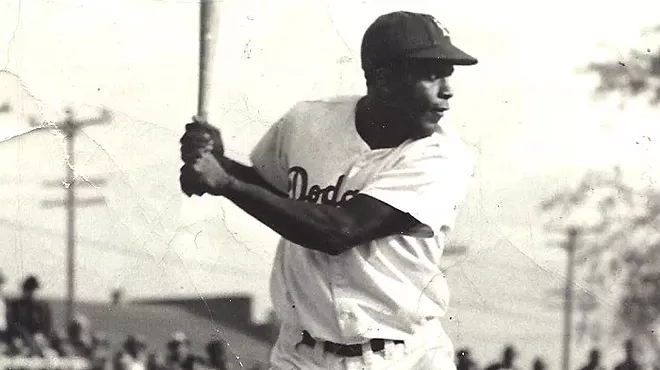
[0,217,258,276]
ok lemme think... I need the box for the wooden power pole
[38,107,111,324]
[562,228,579,370]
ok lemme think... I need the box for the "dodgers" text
[288,166,359,205]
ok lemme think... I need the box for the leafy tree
[541,168,660,365]
[587,25,660,105]
[546,22,660,365]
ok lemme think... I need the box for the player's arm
[180,109,459,255]
[219,176,417,255]
[187,153,416,255]
[206,137,473,255]
[183,128,413,254]
[180,124,414,254]
[218,157,288,198]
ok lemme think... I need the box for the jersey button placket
[333,255,356,335]
[329,255,347,333]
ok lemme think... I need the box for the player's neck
[355,96,410,149]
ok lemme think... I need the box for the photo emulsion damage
[0,0,659,369]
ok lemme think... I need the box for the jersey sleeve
[249,106,298,194]
[360,140,474,237]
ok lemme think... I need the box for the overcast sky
[1,0,660,363]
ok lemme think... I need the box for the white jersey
[250,95,474,344]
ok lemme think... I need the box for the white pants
[268,319,456,370]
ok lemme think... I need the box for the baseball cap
[361,11,477,71]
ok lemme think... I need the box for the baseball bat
[196,0,220,123]
[182,0,220,197]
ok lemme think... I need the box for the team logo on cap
[432,17,451,37]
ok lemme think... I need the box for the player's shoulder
[280,96,361,135]
[288,95,361,115]
[298,95,362,106]
[408,126,475,165]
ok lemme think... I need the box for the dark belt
[300,330,404,357]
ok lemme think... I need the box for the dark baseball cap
[361,11,478,71]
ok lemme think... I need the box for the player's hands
[179,117,226,197]
[180,116,224,164]
[180,164,207,197]
[181,152,233,196]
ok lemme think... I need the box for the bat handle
[192,115,208,125]
[197,0,216,125]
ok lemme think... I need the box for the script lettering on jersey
[288,166,360,205]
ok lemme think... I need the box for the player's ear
[372,67,394,95]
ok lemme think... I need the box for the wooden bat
[196,0,220,123]
[182,0,221,197]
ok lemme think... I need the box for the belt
[300,330,404,358]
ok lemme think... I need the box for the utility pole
[562,227,579,370]
[37,107,111,324]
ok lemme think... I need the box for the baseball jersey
[250,95,474,344]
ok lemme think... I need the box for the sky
[1,0,660,365]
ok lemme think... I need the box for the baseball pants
[268,318,456,370]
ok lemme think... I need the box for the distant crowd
[456,341,651,370]
[0,272,258,370]
[0,271,653,370]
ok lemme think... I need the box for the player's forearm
[219,157,287,197]
[221,177,357,255]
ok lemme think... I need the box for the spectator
[52,328,76,357]
[111,288,125,307]
[166,332,199,370]
[579,349,605,370]
[0,270,7,343]
[146,352,168,370]
[456,348,478,370]
[91,331,108,349]
[7,275,54,344]
[32,332,58,359]
[613,339,643,370]
[90,332,112,370]
[8,336,30,357]
[204,340,234,370]
[66,314,93,358]
[114,335,148,370]
[485,345,521,370]
[0,340,7,356]
[532,357,546,370]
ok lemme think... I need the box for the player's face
[388,60,454,138]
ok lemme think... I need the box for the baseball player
[180,11,477,370]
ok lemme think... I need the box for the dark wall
[134,295,278,343]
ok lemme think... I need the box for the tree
[541,168,660,366]
[586,25,660,105]
[566,22,660,365]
